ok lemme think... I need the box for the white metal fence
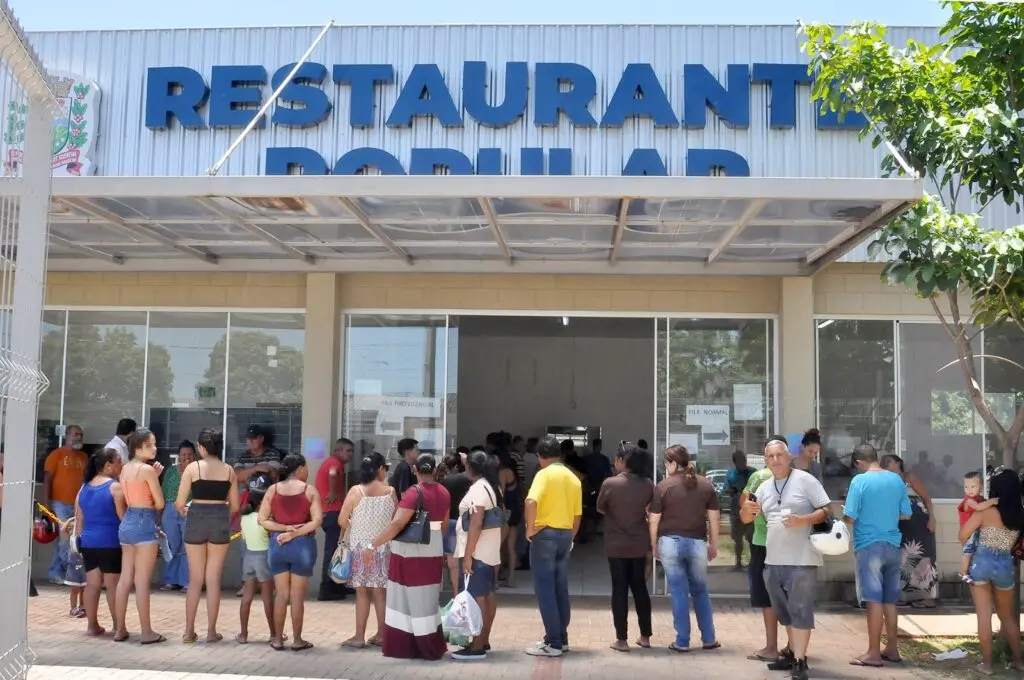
[0,2,59,679]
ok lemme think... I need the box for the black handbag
[460,484,506,531]
[394,485,432,545]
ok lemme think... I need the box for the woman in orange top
[113,428,167,645]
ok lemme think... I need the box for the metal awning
[39,175,922,275]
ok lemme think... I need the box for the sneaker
[790,657,809,680]
[768,649,795,671]
[451,647,487,661]
[526,643,563,657]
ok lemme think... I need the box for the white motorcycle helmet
[810,518,851,556]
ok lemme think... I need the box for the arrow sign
[701,426,731,446]
[380,420,401,432]
[375,411,404,435]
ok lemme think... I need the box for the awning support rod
[478,198,512,265]
[195,197,316,264]
[59,198,219,265]
[707,199,766,264]
[807,199,903,269]
[206,19,334,177]
[49,233,124,264]
[334,198,413,264]
[609,198,631,265]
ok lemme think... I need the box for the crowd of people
[20,420,1024,677]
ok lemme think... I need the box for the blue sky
[13,0,948,31]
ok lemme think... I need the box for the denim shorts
[963,531,979,556]
[460,558,497,598]
[443,518,457,556]
[268,533,317,577]
[765,565,817,630]
[119,507,159,546]
[855,541,902,604]
[967,546,1015,590]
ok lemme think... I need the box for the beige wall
[338,273,781,314]
[45,272,306,308]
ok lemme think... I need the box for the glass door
[342,314,454,465]
[654,317,775,595]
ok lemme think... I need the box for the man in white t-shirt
[742,437,831,680]
[105,418,136,459]
[452,451,503,662]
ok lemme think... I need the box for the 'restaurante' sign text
[144,61,866,176]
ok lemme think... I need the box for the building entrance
[342,312,776,597]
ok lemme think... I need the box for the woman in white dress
[339,452,397,648]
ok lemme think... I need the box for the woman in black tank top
[175,428,239,644]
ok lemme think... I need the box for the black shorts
[748,544,772,609]
[80,547,123,575]
[184,504,231,545]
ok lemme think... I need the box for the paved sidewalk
[27,588,935,680]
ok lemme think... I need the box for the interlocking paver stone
[25,587,938,679]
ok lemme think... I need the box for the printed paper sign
[668,432,700,456]
[733,384,764,421]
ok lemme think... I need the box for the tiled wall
[813,263,973,316]
[339,273,782,314]
[44,272,306,308]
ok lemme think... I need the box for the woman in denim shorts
[259,453,323,652]
[960,469,1024,675]
[113,428,167,645]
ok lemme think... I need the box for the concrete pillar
[301,273,342,474]
[779,277,815,433]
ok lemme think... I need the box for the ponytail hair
[126,427,154,460]
[280,453,306,480]
[467,450,503,505]
[664,444,697,488]
[801,428,821,447]
[84,448,119,483]
[359,452,388,484]
[197,427,224,460]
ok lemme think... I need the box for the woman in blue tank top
[74,448,126,637]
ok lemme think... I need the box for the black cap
[247,472,272,495]
[246,425,264,439]
[414,453,437,474]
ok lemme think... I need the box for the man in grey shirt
[742,437,832,680]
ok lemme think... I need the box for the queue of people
[30,421,1024,677]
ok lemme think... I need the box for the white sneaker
[526,643,563,657]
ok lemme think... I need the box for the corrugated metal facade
[26,24,1021,262]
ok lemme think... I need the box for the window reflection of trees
[37,311,304,466]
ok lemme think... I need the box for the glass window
[816,320,896,499]
[899,322,983,499]
[62,311,148,447]
[221,312,304,463]
[146,312,227,464]
[655,317,773,575]
[343,314,449,464]
[981,324,1024,469]
[36,310,67,476]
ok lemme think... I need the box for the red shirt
[315,455,345,513]
[958,494,984,528]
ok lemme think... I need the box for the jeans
[608,556,652,641]
[269,533,317,577]
[161,504,188,587]
[319,510,341,592]
[48,501,74,581]
[531,528,573,650]
[855,541,901,604]
[658,535,716,648]
[118,507,159,545]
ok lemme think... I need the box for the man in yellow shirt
[524,436,582,658]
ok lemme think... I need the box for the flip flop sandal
[234,635,248,645]
[668,643,691,653]
[182,633,198,644]
[610,642,630,653]
[292,641,314,652]
[341,640,368,649]
[881,654,903,664]
[206,633,223,644]
[113,634,129,643]
[141,635,167,646]
[635,639,651,649]
[747,652,779,661]
[850,659,884,668]
[269,641,286,651]
[703,642,722,651]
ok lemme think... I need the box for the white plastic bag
[442,575,483,639]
